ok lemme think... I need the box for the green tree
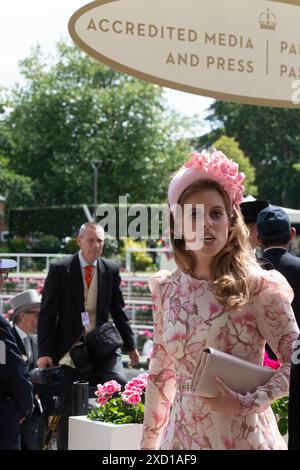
[212,136,257,196]
[1,42,190,210]
[0,154,33,208]
[0,108,34,208]
[206,102,300,207]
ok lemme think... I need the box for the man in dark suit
[10,289,44,449]
[240,199,269,251]
[0,259,33,450]
[37,222,139,449]
[257,206,300,328]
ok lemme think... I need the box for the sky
[0,0,213,132]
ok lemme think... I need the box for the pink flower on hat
[168,149,245,207]
[184,150,245,205]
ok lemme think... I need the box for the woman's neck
[191,259,211,281]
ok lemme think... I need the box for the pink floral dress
[141,268,299,450]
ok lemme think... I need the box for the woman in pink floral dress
[141,150,299,450]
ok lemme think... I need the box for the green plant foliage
[63,237,79,254]
[120,238,154,271]
[20,257,45,272]
[0,243,9,253]
[9,205,88,239]
[88,397,144,425]
[33,234,61,253]
[271,396,289,436]
[0,154,34,209]
[102,235,121,261]
[7,236,28,253]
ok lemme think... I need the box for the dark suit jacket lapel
[97,258,109,325]
[70,253,85,314]
[262,248,287,269]
[12,326,27,357]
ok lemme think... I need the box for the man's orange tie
[84,265,93,288]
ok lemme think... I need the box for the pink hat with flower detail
[168,150,245,208]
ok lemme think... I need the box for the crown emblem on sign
[259,8,277,31]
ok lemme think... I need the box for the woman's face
[182,189,229,261]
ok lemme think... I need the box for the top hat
[0,259,17,271]
[10,289,41,321]
[240,199,270,224]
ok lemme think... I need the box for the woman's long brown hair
[170,179,259,310]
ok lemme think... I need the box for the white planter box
[68,416,143,450]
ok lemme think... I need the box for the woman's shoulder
[249,264,289,283]
[148,268,180,291]
[248,265,293,301]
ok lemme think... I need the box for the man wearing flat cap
[0,259,33,450]
[240,199,269,250]
[256,206,300,450]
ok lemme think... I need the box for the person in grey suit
[10,289,44,449]
[0,259,33,450]
[37,222,140,449]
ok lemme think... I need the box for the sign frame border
[68,0,300,109]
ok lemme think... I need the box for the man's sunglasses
[25,310,40,315]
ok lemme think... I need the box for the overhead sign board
[69,0,300,107]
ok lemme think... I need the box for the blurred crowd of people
[0,222,139,450]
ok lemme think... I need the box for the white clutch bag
[190,347,274,397]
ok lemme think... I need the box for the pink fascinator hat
[168,149,245,208]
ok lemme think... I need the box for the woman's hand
[201,377,242,414]
[37,356,53,368]
[128,348,140,366]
